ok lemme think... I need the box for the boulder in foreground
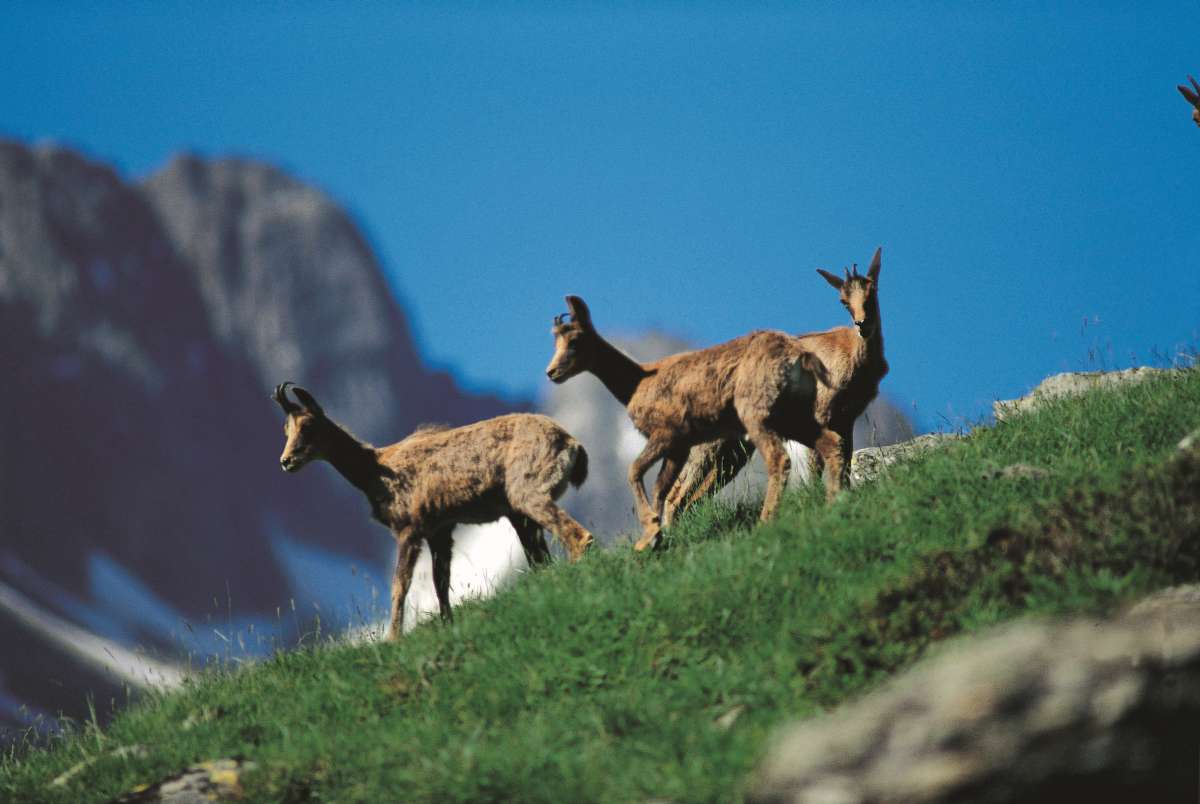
[750,584,1200,803]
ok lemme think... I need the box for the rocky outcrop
[749,585,1200,803]
[849,432,961,485]
[993,367,1175,421]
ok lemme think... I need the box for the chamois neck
[319,421,384,497]
[862,297,886,367]
[867,298,884,350]
[589,334,649,407]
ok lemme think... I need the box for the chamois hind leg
[807,447,825,483]
[662,437,755,527]
[628,439,672,551]
[511,514,551,567]
[652,446,691,524]
[428,527,454,623]
[512,498,593,562]
[743,424,792,523]
[388,527,423,641]
[814,428,850,503]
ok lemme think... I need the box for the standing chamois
[273,383,593,638]
[663,247,889,523]
[544,298,829,550]
[1179,75,1200,128]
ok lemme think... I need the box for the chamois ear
[291,386,325,416]
[866,247,882,282]
[816,268,844,290]
[564,295,593,330]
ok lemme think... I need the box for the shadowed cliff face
[0,142,296,614]
[140,155,515,445]
[0,140,520,732]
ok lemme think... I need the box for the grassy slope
[3,370,1199,802]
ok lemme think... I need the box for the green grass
[4,369,1200,802]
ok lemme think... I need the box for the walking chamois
[544,297,830,550]
[273,383,593,638]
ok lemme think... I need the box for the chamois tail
[568,443,589,489]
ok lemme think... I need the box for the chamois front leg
[837,426,853,492]
[388,526,423,641]
[629,439,671,551]
[652,446,690,524]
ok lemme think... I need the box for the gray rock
[993,368,1175,422]
[1178,428,1200,454]
[749,586,1200,803]
[113,758,256,803]
[849,433,961,486]
[979,463,1051,482]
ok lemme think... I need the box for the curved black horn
[272,382,300,414]
[554,313,563,326]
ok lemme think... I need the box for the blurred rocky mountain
[141,155,511,444]
[0,140,519,736]
[541,332,914,540]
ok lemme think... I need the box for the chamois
[1179,75,1200,128]
[272,383,593,639]
[663,247,889,522]
[544,298,829,550]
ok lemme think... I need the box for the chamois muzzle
[280,454,312,473]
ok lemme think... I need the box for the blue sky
[6,3,1199,429]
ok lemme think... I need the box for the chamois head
[1179,75,1200,128]
[545,295,596,383]
[817,247,882,339]
[273,382,328,472]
